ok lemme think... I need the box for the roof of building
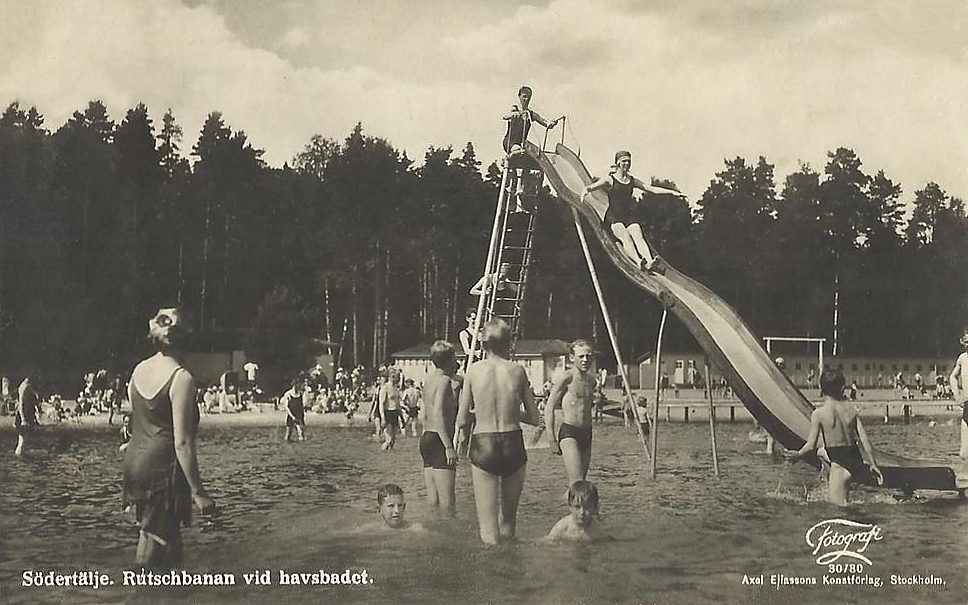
[391,339,570,359]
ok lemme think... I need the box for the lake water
[1,418,966,605]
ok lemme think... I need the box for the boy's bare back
[464,358,531,433]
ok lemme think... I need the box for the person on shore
[456,318,540,545]
[947,328,968,478]
[122,307,215,569]
[420,341,459,515]
[281,380,307,442]
[379,370,403,450]
[544,481,611,542]
[546,340,597,484]
[14,375,39,456]
[581,150,686,271]
[796,369,883,506]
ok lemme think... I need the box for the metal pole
[650,309,668,480]
[705,361,720,476]
[466,165,510,372]
[571,209,650,461]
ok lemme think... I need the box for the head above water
[147,306,193,353]
[376,483,406,528]
[567,480,599,528]
[481,318,511,356]
[819,369,846,400]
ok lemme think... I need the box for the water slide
[526,141,961,493]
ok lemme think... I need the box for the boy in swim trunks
[456,318,540,545]
[420,341,459,515]
[402,379,422,437]
[546,340,597,484]
[545,481,611,542]
[947,327,968,480]
[796,369,883,505]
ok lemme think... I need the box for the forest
[1,100,966,392]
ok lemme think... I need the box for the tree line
[1,100,965,392]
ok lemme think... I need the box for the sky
[1,0,966,202]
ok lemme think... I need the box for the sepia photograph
[0,1,966,604]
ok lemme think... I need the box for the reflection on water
[1,420,966,604]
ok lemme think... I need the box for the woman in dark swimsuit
[581,150,686,270]
[123,307,214,569]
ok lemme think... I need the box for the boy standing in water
[545,340,597,484]
[420,341,459,516]
[457,318,540,545]
[947,327,968,480]
[797,369,883,505]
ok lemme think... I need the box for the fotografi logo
[805,519,883,565]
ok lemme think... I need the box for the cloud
[0,0,964,203]
[279,26,311,50]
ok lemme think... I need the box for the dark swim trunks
[420,432,455,470]
[384,409,400,428]
[825,445,868,478]
[557,422,592,451]
[470,430,527,477]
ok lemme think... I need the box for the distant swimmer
[379,370,403,451]
[13,375,39,456]
[947,327,968,476]
[796,369,883,506]
[281,380,307,442]
[546,340,597,484]
[581,150,686,271]
[456,318,541,545]
[544,481,611,542]
[420,341,459,516]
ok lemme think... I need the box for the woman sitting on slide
[581,150,685,271]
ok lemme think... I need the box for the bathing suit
[470,430,527,477]
[123,366,196,550]
[503,109,532,154]
[384,409,400,428]
[286,393,305,428]
[420,432,455,470]
[15,387,38,436]
[557,422,593,451]
[825,445,869,478]
[603,175,634,229]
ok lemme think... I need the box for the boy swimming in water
[545,481,610,542]
[796,369,883,505]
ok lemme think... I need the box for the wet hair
[819,369,846,399]
[481,318,511,355]
[518,85,532,96]
[568,480,599,507]
[569,339,594,356]
[614,150,631,164]
[430,340,456,370]
[377,483,404,505]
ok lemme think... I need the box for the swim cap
[614,150,631,163]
